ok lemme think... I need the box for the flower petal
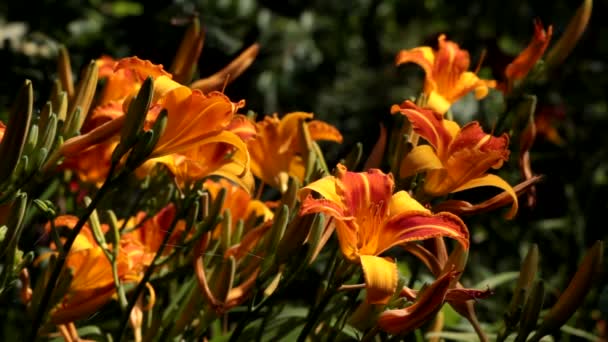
[451,173,518,219]
[377,211,469,255]
[399,145,444,179]
[298,175,344,212]
[378,270,456,335]
[389,190,430,217]
[395,46,435,81]
[360,255,398,304]
[307,120,344,144]
[505,20,553,82]
[336,164,394,219]
[391,101,452,155]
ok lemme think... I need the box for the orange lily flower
[203,178,273,240]
[45,217,140,325]
[298,164,469,304]
[61,57,253,190]
[247,112,343,192]
[396,35,496,114]
[392,101,518,218]
[501,20,553,92]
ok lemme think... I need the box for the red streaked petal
[336,164,394,218]
[378,270,456,335]
[299,195,350,220]
[391,101,452,155]
[377,211,469,255]
[360,255,398,304]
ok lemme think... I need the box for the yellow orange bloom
[298,164,469,304]
[61,57,253,189]
[392,101,518,218]
[203,178,273,240]
[396,35,496,114]
[247,112,343,192]
[501,20,553,92]
[45,217,138,324]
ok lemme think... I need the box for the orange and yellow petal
[377,211,469,255]
[360,255,398,304]
[378,271,456,335]
[505,20,553,82]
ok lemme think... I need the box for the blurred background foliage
[1,0,607,339]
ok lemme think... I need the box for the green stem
[115,203,185,341]
[296,289,335,342]
[29,163,118,341]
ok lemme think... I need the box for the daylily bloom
[298,164,469,304]
[203,178,273,240]
[247,112,343,192]
[395,35,496,114]
[500,20,553,92]
[61,57,254,190]
[45,217,141,325]
[392,101,518,218]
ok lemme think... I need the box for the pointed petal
[377,211,469,255]
[395,46,435,80]
[298,175,344,212]
[378,271,456,335]
[399,145,444,178]
[190,43,260,93]
[391,101,452,155]
[506,20,553,82]
[452,173,518,219]
[336,164,394,218]
[307,119,343,143]
[277,112,314,152]
[389,190,429,216]
[445,287,493,303]
[360,255,398,304]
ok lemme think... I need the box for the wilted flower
[298,164,469,303]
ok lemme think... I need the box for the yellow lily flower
[298,164,469,304]
[396,35,496,114]
[392,101,518,218]
[247,112,343,192]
